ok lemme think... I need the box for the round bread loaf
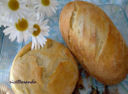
[10,39,79,94]
[59,1,128,85]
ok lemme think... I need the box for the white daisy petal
[17,32,23,43]
[34,38,38,50]
[38,36,46,47]
[39,34,46,41]
[9,34,16,42]
[40,30,49,37]
[33,0,58,17]
[23,31,31,42]
[37,41,41,49]
[40,19,49,26]
[32,37,38,50]
[31,43,34,50]
[3,27,13,36]
[31,37,35,50]
[10,35,16,42]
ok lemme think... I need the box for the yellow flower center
[15,18,28,32]
[33,24,41,37]
[8,0,19,11]
[41,0,50,6]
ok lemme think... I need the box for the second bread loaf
[59,1,128,85]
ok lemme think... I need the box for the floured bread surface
[10,39,79,94]
[59,1,128,85]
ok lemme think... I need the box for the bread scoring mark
[69,3,76,47]
[95,16,110,62]
[70,2,84,37]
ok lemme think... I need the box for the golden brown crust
[59,1,128,85]
[10,39,79,94]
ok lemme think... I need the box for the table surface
[0,0,128,94]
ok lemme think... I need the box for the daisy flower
[0,0,30,23]
[30,19,49,50]
[3,18,31,43]
[33,0,58,18]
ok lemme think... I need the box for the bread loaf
[59,1,128,85]
[10,39,79,94]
